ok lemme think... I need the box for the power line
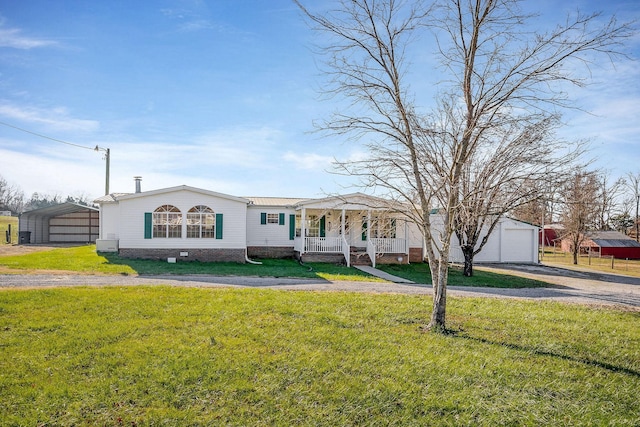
[0,120,96,151]
[0,119,111,195]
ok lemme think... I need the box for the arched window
[187,205,215,238]
[153,205,182,238]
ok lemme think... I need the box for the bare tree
[0,175,25,214]
[453,116,584,276]
[625,172,640,242]
[595,172,625,231]
[560,170,600,264]
[296,0,634,330]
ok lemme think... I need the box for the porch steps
[353,265,415,284]
[350,249,371,266]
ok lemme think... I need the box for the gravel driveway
[1,263,639,310]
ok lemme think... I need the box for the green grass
[0,245,551,287]
[0,286,638,425]
[0,215,18,244]
[0,245,383,282]
[378,262,548,287]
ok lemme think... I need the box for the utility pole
[95,146,110,195]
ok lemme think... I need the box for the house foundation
[118,248,246,263]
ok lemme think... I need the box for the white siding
[117,189,247,250]
[99,203,120,240]
[246,206,296,247]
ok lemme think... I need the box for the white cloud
[283,151,335,171]
[0,23,58,49]
[0,102,100,133]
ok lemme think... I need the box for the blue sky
[0,0,638,201]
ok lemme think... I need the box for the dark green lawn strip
[0,287,637,425]
[378,263,549,287]
[0,246,382,282]
[0,245,550,288]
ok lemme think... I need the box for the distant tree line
[0,174,94,215]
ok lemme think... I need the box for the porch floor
[353,265,415,284]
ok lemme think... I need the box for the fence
[542,249,640,276]
[0,216,18,245]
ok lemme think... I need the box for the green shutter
[260,212,267,225]
[289,214,295,240]
[319,216,326,238]
[362,218,367,241]
[279,213,285,225]
[144,212,152,239]
[215,213,223,239]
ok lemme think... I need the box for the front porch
[292,203,410,267]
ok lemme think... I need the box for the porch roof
[246,197,309,207]
[294,192,394,211]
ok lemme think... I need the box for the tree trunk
[572,249,578,265]
[428,258,448,331]
[462,246,474,277]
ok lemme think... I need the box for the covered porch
[292,195,410,267]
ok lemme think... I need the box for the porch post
[405,220,409,255]
[341,209,345,237]
[301,207,306,253]
[367,210,371,241]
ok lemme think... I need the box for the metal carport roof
[19,203,99,244]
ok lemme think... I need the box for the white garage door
[502,229,533,262]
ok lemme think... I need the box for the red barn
[581,231,640,260]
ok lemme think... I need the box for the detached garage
[19,203,99,244]
[448,217,539,264]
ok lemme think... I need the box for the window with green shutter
[361,217,367,241]
[260,212,267,225]
[144,212,152,239]
[289,214,295,240]
[279,213,285,225]
[215,214,223,239]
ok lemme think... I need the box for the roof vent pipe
[134,176,142,193]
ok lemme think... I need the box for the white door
[502,229,534,262]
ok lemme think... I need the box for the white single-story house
[94,182,539,266]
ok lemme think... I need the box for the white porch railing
[341,236,350,267]
[366,240,377,268]
[305,237,343,253]
[296,236,407,267]
[370,238,408,254]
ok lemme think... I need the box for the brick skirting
[409,247,423,263]
[247,246,295,259]
[296,252,346,264]
[375,253,410,264]
[118,248,246,263]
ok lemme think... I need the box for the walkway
[353,265,415,283]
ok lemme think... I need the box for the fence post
[611,256,614,270]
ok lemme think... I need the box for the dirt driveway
[1,244,638,309]
[0,263,638,310]
[0,243,78,256]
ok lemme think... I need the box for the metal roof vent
[134,176,142,193]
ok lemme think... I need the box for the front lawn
[0,286,638,425]
[0,245,551,288]
[0,245,382,282]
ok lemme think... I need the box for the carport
[19,203,99,244]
